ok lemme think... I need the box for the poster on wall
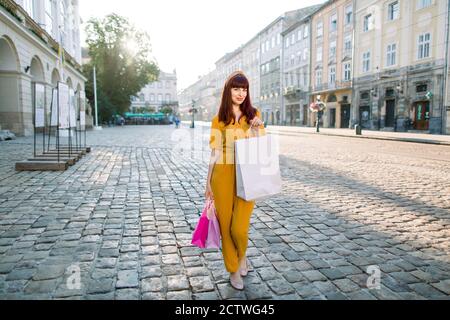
[51,89,58,126]
[34,83,45,128]
[58,82,69,129]
[79,91,86,130]
[69,89,76,128]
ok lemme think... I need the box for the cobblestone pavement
[0,125,449,300]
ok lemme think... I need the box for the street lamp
[189,100,197,128]
[310,95,327,133]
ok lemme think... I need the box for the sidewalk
[183,121,450,146]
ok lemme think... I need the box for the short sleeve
[209,116,222,150]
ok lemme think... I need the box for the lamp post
[190,100,197,129]
[310,95,327,133]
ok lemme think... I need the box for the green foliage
[83,13,159,121]
[160,106,173,115]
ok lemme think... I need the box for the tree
[83,14,159,123]
[160,106,173,115]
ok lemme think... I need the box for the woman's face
[231,87,248,106]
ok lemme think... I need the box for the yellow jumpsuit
[209,110,266,273]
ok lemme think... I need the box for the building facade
[310,0,354,129]
[353,0,449,134]
[0,0,87,136]
[130,70,178,113]
[241,34,261,111]
[259,18,283,125]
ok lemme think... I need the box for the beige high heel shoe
[230,272,244,291]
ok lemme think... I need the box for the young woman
[205,71,265,290]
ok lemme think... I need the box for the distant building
[281,7,320,126]
[130,70,178,114]
[353,0,449,133]
[310,0,354,129]
[0,0,88,136]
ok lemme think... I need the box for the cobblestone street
[0,125,449,300]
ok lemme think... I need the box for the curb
[181,121,450,146]
[267,129,450,146]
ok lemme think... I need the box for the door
[385,100,395,127]
[359,106,371,129]
[303,105,308,126]
[340,104,350,128]
[413,101,430,130]
[329,109,336,128]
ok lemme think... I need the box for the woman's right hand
[205,182,214,200]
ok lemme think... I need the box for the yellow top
[209,109,266,164]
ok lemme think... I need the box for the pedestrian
[204,71,265,290]
[175,117,180,129]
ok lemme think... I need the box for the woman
[205,71,266,290]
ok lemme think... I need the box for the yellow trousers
[211,163,255,273]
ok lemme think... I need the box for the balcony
[283,86,306,100]
[0,0,82,72]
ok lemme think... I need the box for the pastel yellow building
[310,0,354,129]
[353,0,449,134]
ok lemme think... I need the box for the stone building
[310,0,354,129]
[0,0,88,136]
[353,0,449,133]
[281,6,321,126]
[130,70,178,114]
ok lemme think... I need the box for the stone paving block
[217,283,247,300]
[319,268,346,281]
[142,292,165,300]
[346,289,378,300]
[91,268,116,280]
[87,279,114,294]
[24,279,59,294]
[167,275,190,291]
[6,268,36,281]
[409,283,448,298]
[116,270,139,289]
[301,270,327,282]
[0,263,16,274]
[141,277,163,293]
[189,276,215,293]
[33,265,66,281]
[332,279,361,293]
[115,288,140,300]
[431,280,450,295]
[192,291,220,300]
[167,290,192,300]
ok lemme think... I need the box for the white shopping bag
[235,134,282,201]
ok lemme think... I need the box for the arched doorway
[66,77,73,89]
[30,56,45,82]
[0,36,21,134]
[30,56,46,132]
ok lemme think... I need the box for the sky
[79,0,325,92]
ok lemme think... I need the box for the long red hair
[218,71,257,126]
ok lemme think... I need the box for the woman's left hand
[250,116,264,128]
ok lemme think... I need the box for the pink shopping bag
[205,204,221,249]
[191,200,213,249]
